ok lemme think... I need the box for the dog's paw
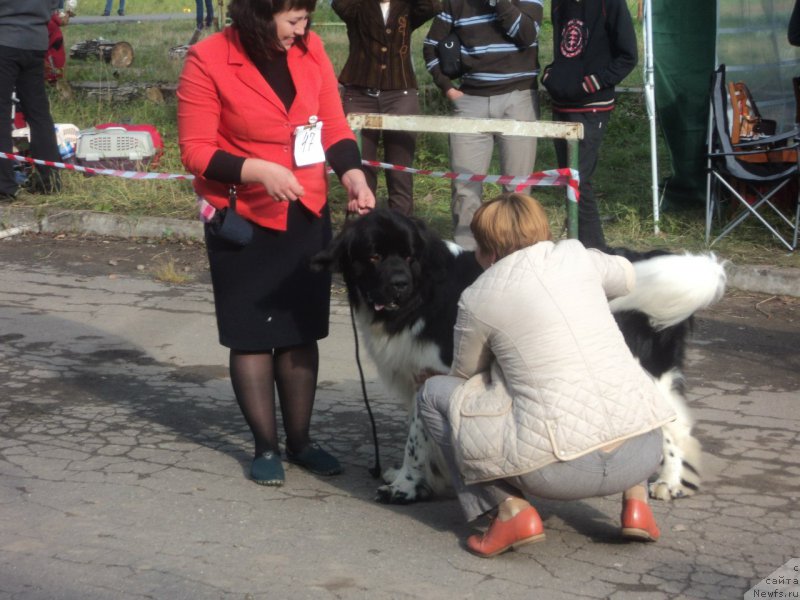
[381,466,400,485]
[648,479,695,501]
[375,480,433,505]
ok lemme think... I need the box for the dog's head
[311,209,452,318]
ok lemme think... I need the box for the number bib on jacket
[294,118,325,166]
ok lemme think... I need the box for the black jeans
[0,45,62,196]
[553,109,612,250]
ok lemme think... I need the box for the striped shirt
[423,0,543,97]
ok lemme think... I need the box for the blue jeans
[103,0,126,15]
[196,0,214,28]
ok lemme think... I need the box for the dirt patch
[697,288,800,333]
[1,231,210,283]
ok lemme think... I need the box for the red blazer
[177,28,356,230]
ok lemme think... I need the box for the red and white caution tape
[0,152,194,180]
[0,151,579,201]
[361,160,580,203]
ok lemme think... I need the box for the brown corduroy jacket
[333,0,440,90]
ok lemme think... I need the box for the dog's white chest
[355,310,448,405]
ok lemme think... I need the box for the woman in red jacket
[178,0,374,486]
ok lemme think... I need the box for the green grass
[8,0,798,269]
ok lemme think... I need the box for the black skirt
[205,201,332,351]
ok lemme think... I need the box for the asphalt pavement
[1,206,799,599]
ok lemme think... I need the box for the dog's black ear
[309,242,340,273]
[309,225,351,273]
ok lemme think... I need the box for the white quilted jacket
[447,240,677,484]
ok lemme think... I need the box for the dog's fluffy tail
[609,253,727,329]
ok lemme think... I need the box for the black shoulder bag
[437,32,463,79]
[208,185,254,246]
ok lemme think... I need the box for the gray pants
[449,89,539,250]
[419,375,663,522]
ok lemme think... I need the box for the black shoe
[117,9,125,16]
[250,451,285,486]
[102,11,110,15]
[286,442,342,476]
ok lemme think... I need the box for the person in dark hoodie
[789,0,800,46]
[541,0,637,250]
[0,0,63,200]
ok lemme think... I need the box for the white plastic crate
[75,126,157,169]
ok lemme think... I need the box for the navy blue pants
[553,109,612,250]
[196,0,215,28]
[0,45,61,197]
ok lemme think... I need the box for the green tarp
[652,1,716,205]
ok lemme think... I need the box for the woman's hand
[241,158,305,201]
[341,168,376,215]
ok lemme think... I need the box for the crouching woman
[418,193,676,558]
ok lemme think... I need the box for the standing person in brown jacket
[333,0,439,215]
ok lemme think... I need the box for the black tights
[229,343,319,458]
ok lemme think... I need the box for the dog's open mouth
[374,302,400,312]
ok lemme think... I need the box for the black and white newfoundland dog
[311,209,726,505]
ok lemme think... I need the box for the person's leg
[274,343,318,454]
[380,89,418,216]
[449,94,492,250]
[103,0,112,15]
[609,430,662,541]
[419,376,547,557]
[229,349,285,485]
[275,342,341,475]
[15,49,61,194]
[117,0,125,16]
[205,0,214,27]
[511,429,663,541]
[552,109,610,249]
[195,0,204,28]
[418,376,517,520]
[230,350,280,456]
[342,88,380,198]
[0,46,22,197]
[495,88,538,197]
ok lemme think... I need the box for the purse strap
[228,185,238,212]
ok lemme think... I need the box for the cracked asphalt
[1,233,799,599]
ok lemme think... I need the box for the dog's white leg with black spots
[649,370,702,500]
[376,395,433,504]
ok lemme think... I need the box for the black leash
[342,211,381,479]
[348,301,382,479]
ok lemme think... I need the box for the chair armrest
[709,142,800,158]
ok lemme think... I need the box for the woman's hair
[228,0,316,62]
[470,193,552,260]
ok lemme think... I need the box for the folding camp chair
[706,64,800,251]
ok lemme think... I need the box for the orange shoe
[621,498,660,542]
[466,506,545,558]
